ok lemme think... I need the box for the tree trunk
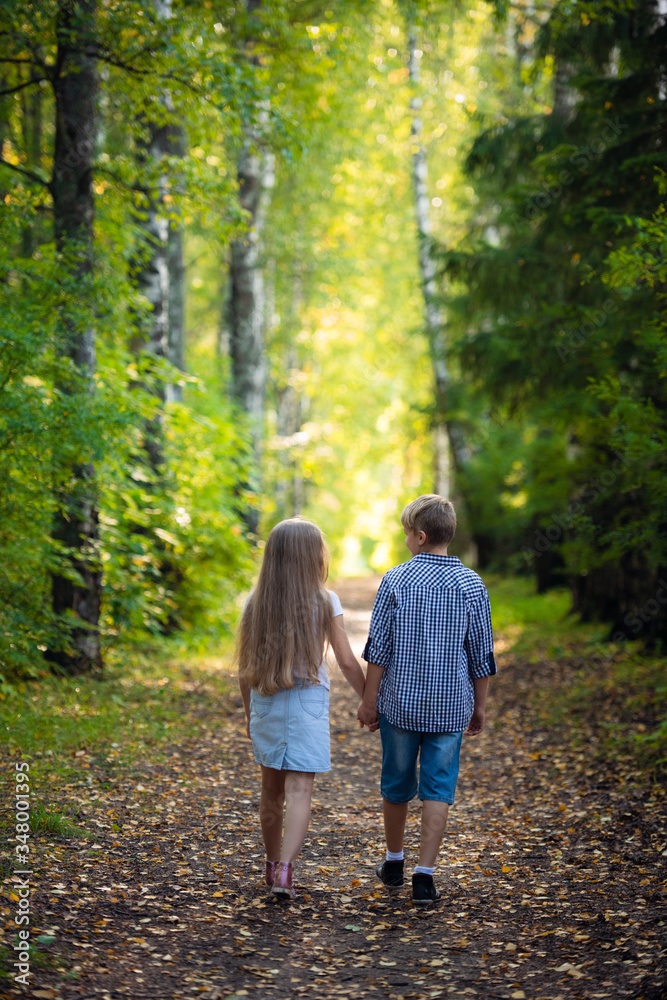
[276,347,305,517]
[131,0,186,452]
[165,96,187,402]
[166,214,185,401]
[228,131,275,441]
[131,125,170,385]
[227,0,275,533]
[572,554,667,647]
[408,28,451,498]
[20,73,41,257]
[49,0,102,673]
[553,61,578,123]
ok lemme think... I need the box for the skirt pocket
[297,684,328,719]
[250,689,276,719]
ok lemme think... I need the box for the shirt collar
[412,552,460,563]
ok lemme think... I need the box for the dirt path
[8,577,667,1000]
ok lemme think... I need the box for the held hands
[464,706,485,736]
[357,701,379,732]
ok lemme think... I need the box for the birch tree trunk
[278,274,306,518]
[228,127,275,443]
[166,207,185,401]
[408,28,451,498]
[163,15,187,403]
[131,0,186,451]
[276,348,304,518]
[132,111,169,469]
[49,0,102,672]
[227,0,275,532]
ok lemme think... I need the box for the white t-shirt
[316,590,343,689]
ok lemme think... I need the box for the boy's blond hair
[401,494,456,548]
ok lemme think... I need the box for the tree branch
[0,34,51,72]
[68,42,208,97]
[0,156,52,191]
[92,52,198,92]
[94,165,143,194]
[92,39,169,67]
[0,75,47,97]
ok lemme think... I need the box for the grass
[0,651,235,756]
[486,573,608,656]
[29,799,88,838]
[486,573,667,780]
[0,643,238,890]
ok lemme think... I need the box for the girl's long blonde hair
[237,518,333,695]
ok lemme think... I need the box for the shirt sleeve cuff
[361,640,391,667]
[470,651,497,679]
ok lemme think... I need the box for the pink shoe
[272,861,295,899]
[265,860,278,887]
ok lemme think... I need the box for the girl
[238,517,366,899]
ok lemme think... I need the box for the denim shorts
[379,715,463,804]
[250,682,331,773]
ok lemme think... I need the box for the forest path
[24,578,666,1000]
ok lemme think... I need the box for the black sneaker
[412,873,441,904]
[376,859,404,888]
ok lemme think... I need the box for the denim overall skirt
[249,680,331,772]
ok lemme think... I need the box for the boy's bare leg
[259,765,286,860]
[418,800,450,868]
[281,770,315,862]
[383,799,409,853]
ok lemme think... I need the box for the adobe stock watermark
[556,297,618,361]
[584,578,667,671]
[13,761,32,987]
[521,451,634,564]
[620,579,667,639]
[511,116,628,229]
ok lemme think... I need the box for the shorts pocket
[251,690,276,719]
[297,685,327,719]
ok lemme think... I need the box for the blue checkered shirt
[362,554,497,732]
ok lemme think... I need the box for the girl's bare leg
[280,770,315,863]
[259,765,286,860]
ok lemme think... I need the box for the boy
[357,494,496,904]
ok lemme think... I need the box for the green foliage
[1,0,664,679]
[0,0,283,679]
[437,0,667,639]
